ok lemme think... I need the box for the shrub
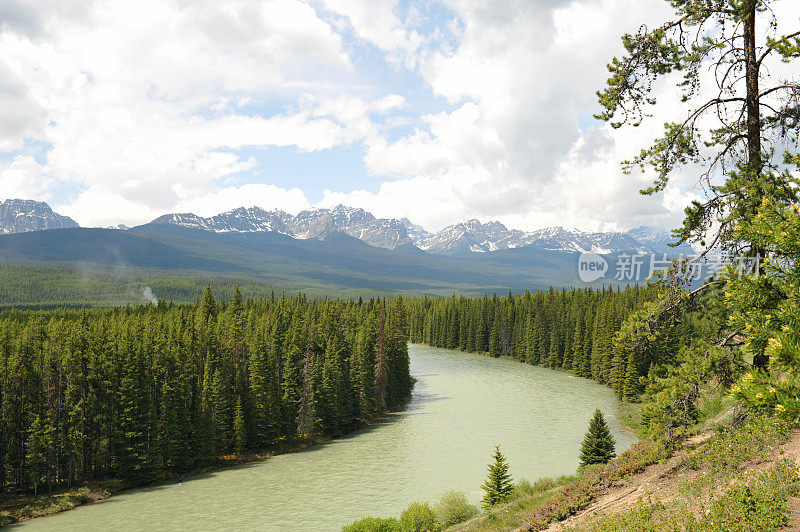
[697,458,800,531]
[521,439,669,530]
[586,498,681,532]
[512,479,539,498]
[584,459,800,531]
[433,491,479,528]
[684,414,790,476]
[399,502,440,532]
[342,517,401,532]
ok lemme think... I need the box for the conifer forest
[0,287,412,494]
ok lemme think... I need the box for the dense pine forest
[0,287,412,495]
[407,286,710,400]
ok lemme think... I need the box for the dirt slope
[544,430,800,531]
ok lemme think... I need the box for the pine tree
[297,327,317,438]
[480,445,513,509]
[374,305,388,413]
[26,414,53,495]
[488,309,501,357]
[209,368,231,454]
[248,324,272,448]
[116,348,156,484]
[233,396,246,454]
[579,409,616,467]
[352,321,376,421]
[0,292,417,493]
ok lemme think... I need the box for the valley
[13,345,634,531]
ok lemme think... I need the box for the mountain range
[149,204,689,256]
[0,199,691,256]
[0,199,692,305]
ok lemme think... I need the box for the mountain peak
[150,205,411,249]
[0,199,79,234]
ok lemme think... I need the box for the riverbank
[0,437,318,526]
[540,415,797,531]
[436,406,796,531]
[0,386,415,527]
[0,479,124,527]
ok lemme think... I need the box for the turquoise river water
[17,344,636,531]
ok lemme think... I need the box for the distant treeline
[407,286,702,398]
[0,264,284,308]
[0,288,412,494]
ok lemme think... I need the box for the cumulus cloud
[0,155,53,200]
[0,0,356,226]
[320,0,685,231]
[2,0,798,233]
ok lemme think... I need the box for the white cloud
[178,183,311,219]
[2,0,798,235]
[323,0,685,231]
[0,155,53,200]
[59,183,313,228]
[330,0,797,233]
[57,190,156,228]
[0,0,356,225]
[318,0,425,67]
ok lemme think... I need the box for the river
[17,344,636,531]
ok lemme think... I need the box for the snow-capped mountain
[400,218,435,248]
[522,226,647,254]
[0,199,79,234]
[151,205,412,249]
[151,207,295,235]
[420,221,692,255]
[625,226,692,254]
[420,220,531,254]
[291,206,412,249]
[149,204,690,256]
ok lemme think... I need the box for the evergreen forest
[0,287,412,494]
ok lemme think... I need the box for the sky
[0,0,798,232]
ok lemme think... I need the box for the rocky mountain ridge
[0,199,78,234]
[151,205,689,255]
[0,198,690,256]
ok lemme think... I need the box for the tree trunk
[744,1,769,369]
[744,1,761,173]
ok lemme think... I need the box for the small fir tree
[480,445,513,509]
[579,409,616,467]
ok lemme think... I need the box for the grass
[693,386,738,431]
[448,476,577,531]
[451,413,795,531]
[554,414,797,532]
[680,414,791,499]
[447,439,669,532]
[618,401,647,439]
[0,479,124,526]
[569,459,799,532]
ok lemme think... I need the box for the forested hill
[0,223,643,306]
[0,288,412,494]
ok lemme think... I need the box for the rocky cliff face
[0,199,79,234]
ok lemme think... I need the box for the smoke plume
[142,286,158,305]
